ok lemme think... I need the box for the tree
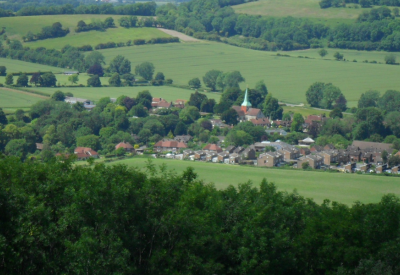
[255,80,268,96]
[87,64,104,76]
[306,82,325,107]
[382,150,388,163]
[76,134,100,150]
[263,94,283,120]
[136,90,152,109]
[291,113,305,132]
[87,75,102,87]
[188,91,207,109]
[0,66,6,76]
[5,74,13,85]
[121,96,136,111]
[221,108,238,125]
[226,130,253,146]
[302,162,310,170]
[189,77,201,88]
[318,48,328,58]
[320,84,345,110]
[5,139,27,159]
[108,73,121,87]
[85,51,105,68]
[121,73,135,86]
[174,121,187,135]
[385,112,400,137]
[104,17,115,28]
[0,107,8,125]
[68,74,79,85]
[385,54,396,65]
[109,55,131,74]
[179,106,200,124]
[329,108,343,119]
[216,71,245,90]
[135,62,154,81]
[203,70,222,91]
[393,7,400,17]
[129,104,147,117]
[16,74,28,86]
[30,73,41,86]
[39,72,57,87]
[334,52,344,61]
[358,90,380,108]
[51,91,65,101]
[155,72,165,81]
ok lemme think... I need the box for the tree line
[23,22,69,42]
[1,155,400,274]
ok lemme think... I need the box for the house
[65,97,93,105]
[229,153,240,164]
[174,99,187,109]
[351,140,393,152]
[310,145,324,153]
[324,144,336,150]
[154,140,187,152]
[250,118,270,127]
[217,152,230,163]
[375,164,388,174]
[151,98,172,109]
[272,119,292,128]
[337,149,350,164]
[358,163,372,173]
[300,148,310,156]
[298,137,315,146]
[194,150,206,160]
[203,144,223,153]
[265,129,288,136]
[74,147,99,160]
[304,114,328,125]
[225,146,237,153]
[183,150,195,159]
[63,71,79,75]
[115,141,134,152]
[319,150,339,166]
[135,145,147,155]
[231,89,265,121]
[391,166,399,174]
[210,119,224,128]
[279,146,300,161]
[240,147,256,160]
[257,152,284,167]
[206,152,218,162]
[297,155,323,169]
[344,162,356,173]
[174,135,192,144]
[36,143,44,150]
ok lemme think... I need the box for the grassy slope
[108,157,400,205]
[0,58,63,73]
[0,88,46,110]
[26,86,221,102]
[27,28,170,50]
[233,0,368,20]
[99,42,400,105]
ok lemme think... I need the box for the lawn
[107,157,400,205]
[233,0,369,21]
[26,86,221,102]
[99,42,400,105]
[0,58,62,73]
[0,88,47,112]
[26,27,171,50]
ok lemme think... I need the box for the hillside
[233,0,369,21]
[98,42,400,106]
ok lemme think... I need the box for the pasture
[26,28,170,50]
[0,88,47,113]
[26,86,221,102]
[99,42,400,105]
[0,58,62,73]
[233,0,369,21]
[107,157,400,205]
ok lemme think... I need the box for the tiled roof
[115,142,134,149]
[352,140,392,151]
[246,108,262,116]
[154,140,187,148]
[203,144,223,152]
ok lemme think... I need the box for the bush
[77,45,93,51]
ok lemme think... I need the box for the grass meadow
[99,42,400,105]
[26,28,170,50]
[0,58,62,73]
[107,157,400,205]
[26,86,221,102]
[0,88,46,113]
[233,0,369,21]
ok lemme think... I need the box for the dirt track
[157,28,200,42]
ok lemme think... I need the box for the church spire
[241,88,252,112]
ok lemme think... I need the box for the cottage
[229,153,240,164]
[194,150,206,161]
[183,150,195,159]
[74,147,99,160]
[240,147,256,160]
[217,152,230,163]
[36,143,44,150]
[135,145,147,155]
[174,135,192,144]
[206,152,218,162]
[154,140,187,152]
[115,141,134,152]
[203,144,223,153]
[257,152,284,167]
[151,98,172,109]
[250,118,270,127]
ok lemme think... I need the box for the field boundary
[157,28,200,42]
[2,86,51,98]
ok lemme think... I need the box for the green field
[0,88,46,113]
[26,86,221,102]
[0,58,62,73]
[26,28,170,50]
[233,0,369,21]
[106,157,400,205]
[99,42,400,105]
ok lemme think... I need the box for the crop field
[0,58,62,73]
[233,0,369,21]
[26,86,221,102]
[99,42,400,105]
[107,157,400,205]
[0,88,47,113]
[27,28,171,50]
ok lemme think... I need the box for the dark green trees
[135,62,155,81]
[306,82,347,111]
[16,74,28,87]
[87,75,102,87]
[109,55,131,75]
[40,72,57,87]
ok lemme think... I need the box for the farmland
[107,157,400,205]
[99,42,400,105]
[233,0,369,21]
[26,86,221,102]
[0,58,62,73]
[0,87,47,113]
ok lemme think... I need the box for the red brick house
[203,144,223,153]
[74,147,99,160]
[115,142,134,152]
[154,140,187,152]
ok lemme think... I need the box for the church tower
[241,88,252,113]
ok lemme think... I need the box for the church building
[231,89,265,121]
